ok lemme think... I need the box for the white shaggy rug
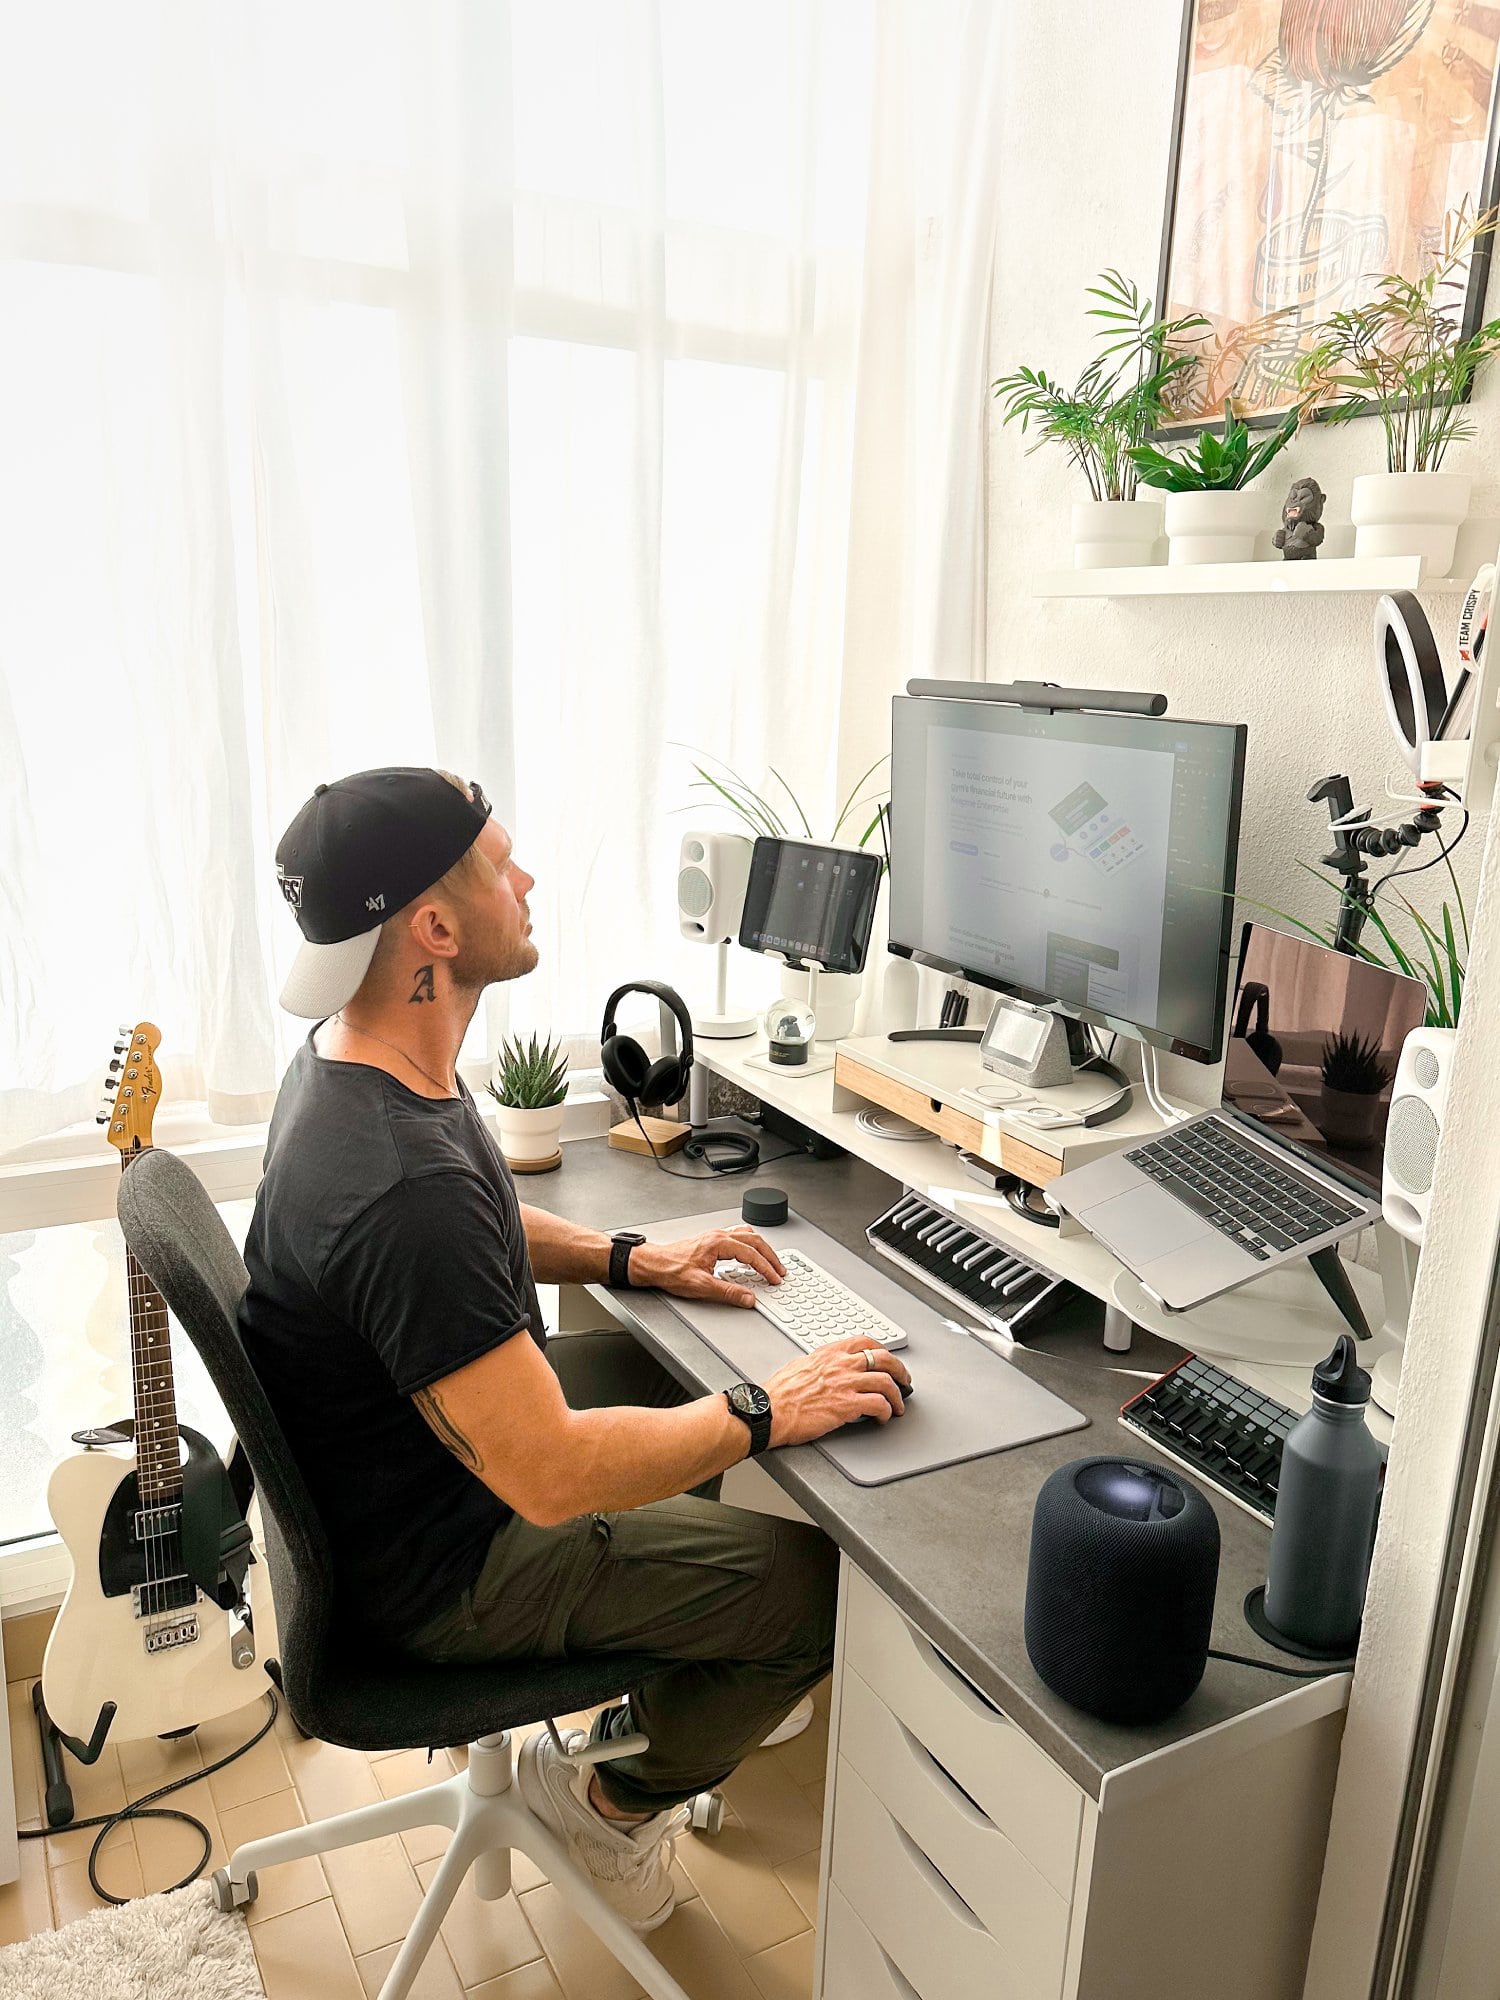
[0,1882,261,2000]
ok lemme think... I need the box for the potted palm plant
[487,1034,568,1173]
[1128,402,1305,565]
[1296,205,1500,572]
[1318,1031,1392,1147]
[993,271,1208,569]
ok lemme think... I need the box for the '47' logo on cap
[276,864,303,913]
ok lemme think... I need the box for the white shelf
[1034,555,1471,599]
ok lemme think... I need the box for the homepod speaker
[1024,1457,1220,1724]
[677,831,753,944]
[1383,1025,1456,1245]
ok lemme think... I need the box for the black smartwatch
[608,1231,646,1290]
[724,1381,773,1457]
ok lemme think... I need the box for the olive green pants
[402,1328,839,1814]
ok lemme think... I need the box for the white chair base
[213,1729,716,2000]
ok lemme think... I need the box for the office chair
[118,1149,715,2000]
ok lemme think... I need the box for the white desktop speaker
[677,831,752,943]
[1383,1026,1456,1245]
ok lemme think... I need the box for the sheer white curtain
[0,0,1005,1158]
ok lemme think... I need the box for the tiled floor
[1,1655,830,2000]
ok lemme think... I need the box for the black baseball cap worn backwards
[275,767,491,1018]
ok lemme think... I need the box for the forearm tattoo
[413,1385,482,1472]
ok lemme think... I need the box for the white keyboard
[714,1246,909,1353]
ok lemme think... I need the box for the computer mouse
[851,1374,914,1424]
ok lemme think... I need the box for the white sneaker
[761,1695,815,1749]
[518,1729,688,1934]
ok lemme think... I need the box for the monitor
[1223,922,1427,1193]
[887,694,1247,1062]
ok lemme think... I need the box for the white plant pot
[1164,489,1268,566]
[779,965,863,1043]
[1351,471,1470,573]
[494,1102,564,1167]
[1070,498,1162,571]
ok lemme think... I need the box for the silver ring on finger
[863,1348,878,1372]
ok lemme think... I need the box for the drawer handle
[891,1820,986,1933]
[896,1717,998,1835]
[875,1940,922,2000]
[895,1615,1013,1726]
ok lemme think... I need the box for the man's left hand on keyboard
[632,1225,786,1307]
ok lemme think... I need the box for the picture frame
[1155,0,1500,430]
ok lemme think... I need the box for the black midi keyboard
[865,1192,1071,1342]
[1120,1355,1298,1525]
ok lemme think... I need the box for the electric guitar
[40,1024,268,1749]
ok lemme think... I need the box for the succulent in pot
[487,1033,569,1173]
[1128,403,1306,565]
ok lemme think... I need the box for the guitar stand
[32,1685,117,1828]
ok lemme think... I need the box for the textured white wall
[987,0,1498,944]
[985,9,1500,1992]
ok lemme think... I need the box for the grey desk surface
[521,1134,1337,1802]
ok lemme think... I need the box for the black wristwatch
[608,1231,647,1290]
[724,1381,773,1458]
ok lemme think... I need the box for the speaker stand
[1369,1223,1418,1418]
[691,942,757,1042]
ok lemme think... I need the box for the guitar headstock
[99,1022,163,1155]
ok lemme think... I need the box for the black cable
[628,1102,799,1180]
[1370,805,1469,906]
[1208,1646,1352,1679]
[20,1689,280,1905]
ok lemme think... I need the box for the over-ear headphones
[600,981,695,1110]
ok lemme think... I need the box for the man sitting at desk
[240,767,910,1934]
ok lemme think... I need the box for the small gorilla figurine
[1274,477,1326,560]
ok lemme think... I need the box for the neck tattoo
[333,1014,456,1098]
[409,965,437,1004]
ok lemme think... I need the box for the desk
[525,1137,1350,2000]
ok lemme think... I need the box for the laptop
[1046,924,1428,1313]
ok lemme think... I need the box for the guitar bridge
[144,1613,199,1654]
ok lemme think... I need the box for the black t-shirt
[238,1035,544,1640]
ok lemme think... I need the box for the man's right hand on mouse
[762,1336,911,1447]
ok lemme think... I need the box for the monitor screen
[888,695,1246,1061]
[1224,923,1427,1193]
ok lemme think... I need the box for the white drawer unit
[838,1665,1070,1997]
[831,1761,1036,2000]
[817,1563,1351,2000]
[842,1562,1081,1898]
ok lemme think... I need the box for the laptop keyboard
[1124,1117,1364,1260]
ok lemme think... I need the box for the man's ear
[406,897,462,963]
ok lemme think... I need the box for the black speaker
[1024,1457,1220,1725]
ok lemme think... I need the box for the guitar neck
[122,1150,182,1506]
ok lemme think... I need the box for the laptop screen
[1223,923,1428,1193]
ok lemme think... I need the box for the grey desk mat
[634,1207,1088,1485]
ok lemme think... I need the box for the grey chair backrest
[119,1147,678,1751]
[117,1146,336,1731]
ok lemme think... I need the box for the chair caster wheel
[211,1867,258,1913]
[687,1790,725,1835]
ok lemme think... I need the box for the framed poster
[1157,0,1500,426]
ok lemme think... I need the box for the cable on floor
[19,1688,280,1905]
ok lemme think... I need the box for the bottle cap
[1312,1333,1372,1407]
[742,1186,789,1227]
